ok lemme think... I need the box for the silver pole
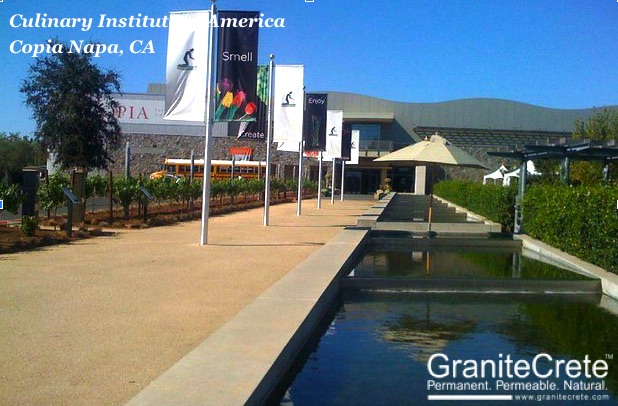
[200,1,217,246]
[296,88,306,216]
[296,141,303,216]
[317,151,323,209]
[263,55,275,226]
[340,159,345,202]
[124,142,131,178]
[330,157,336,205]
[190,149,195,182]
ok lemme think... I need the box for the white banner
[323,110,343,159]
[276,141,300,152]
[164,11,211,122]
[273,65,304,143]
[350,130,360,165]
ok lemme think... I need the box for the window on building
[352,124,382,150]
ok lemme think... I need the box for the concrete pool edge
[123,226,371,406]
[515,234,618,300]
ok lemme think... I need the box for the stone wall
[443,145,521,182]
[109,133,305,178]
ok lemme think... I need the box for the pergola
[487,140,618,233]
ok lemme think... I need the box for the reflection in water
[273,241,615,405]
[351,249,589,280]
[277,294,618,406]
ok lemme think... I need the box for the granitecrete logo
[426,352,613,402]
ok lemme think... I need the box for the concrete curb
[515,234,618,300]
[124,227,370,406]
[341,277,602,294]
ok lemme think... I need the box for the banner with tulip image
[215,10,260,122]
[237,65,268,140]
[163,10,211,122]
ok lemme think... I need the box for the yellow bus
[151,159,268,180]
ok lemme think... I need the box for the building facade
[111,85,609,194]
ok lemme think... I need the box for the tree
[571,108,618,185]
[20,39,122,170]
[573,108,618,142]
[0,132,46,183]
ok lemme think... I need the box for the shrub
[86,172,109,199]
[434,180,518,231]
[21,215,39,237]
[113,176,140,218]
[435,180,618,274]
[38,172,71,217]
[523,185,618,274]
[0,182,24,214]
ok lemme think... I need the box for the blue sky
[1,0,617,136]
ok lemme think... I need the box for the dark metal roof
[487,141,618,162]
[413,126,570,148]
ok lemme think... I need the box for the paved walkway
[0,197,374,406]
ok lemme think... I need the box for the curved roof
[324,91,616,143]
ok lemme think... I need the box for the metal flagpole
[263,54,275,226]
[340,159,345,202]
[296,141,303,215]
[200,0,217,246]
[317,151,323,209]
[190,149,195,182]
[297,88,305,216]
[330,157,336,205]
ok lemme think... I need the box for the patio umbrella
[374,133,488,231]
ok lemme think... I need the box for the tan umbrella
[375,133,488,168]
[374,133,488,231]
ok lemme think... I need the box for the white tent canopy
[483,165,508,184]
[503,161,542,186]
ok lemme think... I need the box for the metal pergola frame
[487,140,618,234]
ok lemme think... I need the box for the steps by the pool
[357,192,502,234]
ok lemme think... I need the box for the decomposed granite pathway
[0,197,374,406]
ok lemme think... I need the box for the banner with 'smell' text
[215,10,260,122]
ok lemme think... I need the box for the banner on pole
[273,65,304,143]
[340,123,352,161]
[303,93,328,151]
[276,141,300,152]
[215,11,260,122]
[324,110,343,159]
[350,129,360,165]
[163,11,211,122]
[237,65,268,140]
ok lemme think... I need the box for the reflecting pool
[271,238,617,405]
[275,293,618,405]
[351,243,588,280]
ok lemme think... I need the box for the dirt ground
[0,197,374,406]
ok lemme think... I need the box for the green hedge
[435,180,618,274]
[0,181,24,214]
[523,185,618,273]
[434,180,518,231]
